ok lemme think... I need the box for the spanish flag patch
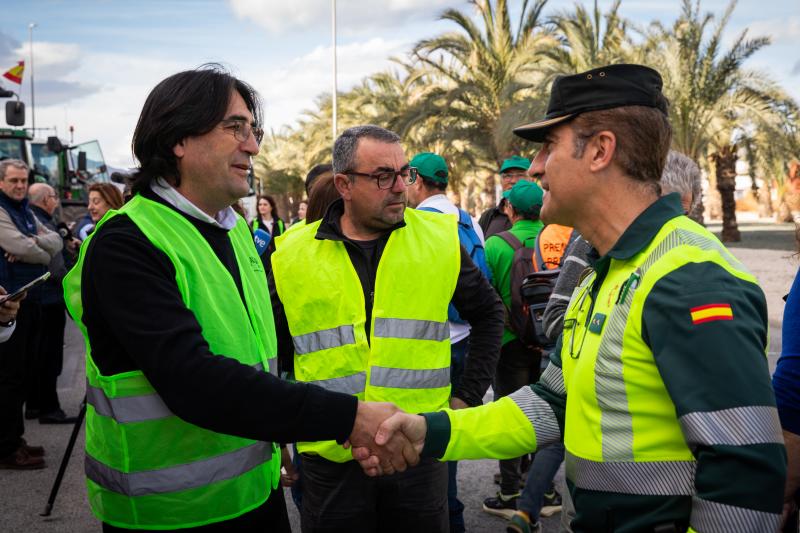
[690,303,733,324]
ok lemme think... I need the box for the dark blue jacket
[0,191,48,299]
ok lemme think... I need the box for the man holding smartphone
[0,159,63,470]
[0,285,20,343]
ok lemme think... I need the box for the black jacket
[80,188,357,446]
[270,199,504,407]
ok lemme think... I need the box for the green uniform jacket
[485,218,544,345]
[422,195,786,533]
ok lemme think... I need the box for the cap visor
[513,114,574,142]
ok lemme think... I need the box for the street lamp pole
[331,0,337,145]
[28,22,37,135]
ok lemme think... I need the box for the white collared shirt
[150,178,239,231]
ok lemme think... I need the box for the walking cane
[40,395,87,517]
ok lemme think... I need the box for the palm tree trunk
[714,146,741,242]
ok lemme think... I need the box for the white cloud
[33,51,186,167]
[745,16,800,45]
[244,37,409,130]
[14,41,82,78]
[229,0,462,33]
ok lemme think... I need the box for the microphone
[56,222,73,240]
[253,229,271,256]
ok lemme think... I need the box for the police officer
[357,64,786,533]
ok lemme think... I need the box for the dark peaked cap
[513,64,667,142]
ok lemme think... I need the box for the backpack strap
[496,230,523,251]
[456,208,473,228]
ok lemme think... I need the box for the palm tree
[643,0,799,239]
[398,0,556,202]
[544,0,633,74]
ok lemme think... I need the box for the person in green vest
[482,178,550,517]
[63,65,416,533]
[270,124,504,532]
[353,64,786,533]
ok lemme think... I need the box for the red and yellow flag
[2,61,24,84]
[690,303,733,325]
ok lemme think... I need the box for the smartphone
[0,272,51,304]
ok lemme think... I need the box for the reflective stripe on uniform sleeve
[679,406,784,447]
[539,362,566,396]
[508,386,561,448]
[689,496,781,533]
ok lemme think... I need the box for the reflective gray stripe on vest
[508,386,561,448]
[307,372,366,395]
[370,366,450,389]
[593,227,746,462]
[679,405,784,447]
[87,382,173,424]
[266,359,278,376]
[86,363,269,424]
[566,452,696,496]
[292,325,355,355]
[373,317,449,342]
[85,441,272,497]
[690,495,781,533]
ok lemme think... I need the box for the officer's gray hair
[661,150,701,210]
[332,125,401,176]
[0,159,28,180]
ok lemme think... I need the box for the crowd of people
[0,61,798,533]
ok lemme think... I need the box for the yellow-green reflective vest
[63,195,280,530]
[272,208,460,461]
[560,214,758,495]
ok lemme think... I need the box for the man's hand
[346,401,420,476]
[66,237,81,255]
[0,286,21,323]
[4,252,18,263]
[279,446,299,488]
[352,412,428,477]
[449,397,468,410]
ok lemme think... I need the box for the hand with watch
[0,286,21,327]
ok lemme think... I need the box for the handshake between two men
[346,401,428,477]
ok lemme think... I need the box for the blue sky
[1,0,798,167]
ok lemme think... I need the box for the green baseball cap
[499,156,531,174]
[410,152,448,184]
[502,179,543,215]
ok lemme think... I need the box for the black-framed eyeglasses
[346,166,418,189]
[220,119,264,145]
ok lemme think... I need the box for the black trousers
[300,454,449,533]
[102,484,291,532]
[494,338,542,495]
[0,299,41,457]
[28,302,66,414]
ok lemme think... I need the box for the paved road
[2,220,795,533]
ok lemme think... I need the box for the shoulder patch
[690,303,733,325]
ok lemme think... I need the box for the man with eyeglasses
[478,156,531,239]
[63,67,417,532]
[270,125,504,532]
[354,65,785,533]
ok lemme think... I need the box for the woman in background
[79,183,124,240]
